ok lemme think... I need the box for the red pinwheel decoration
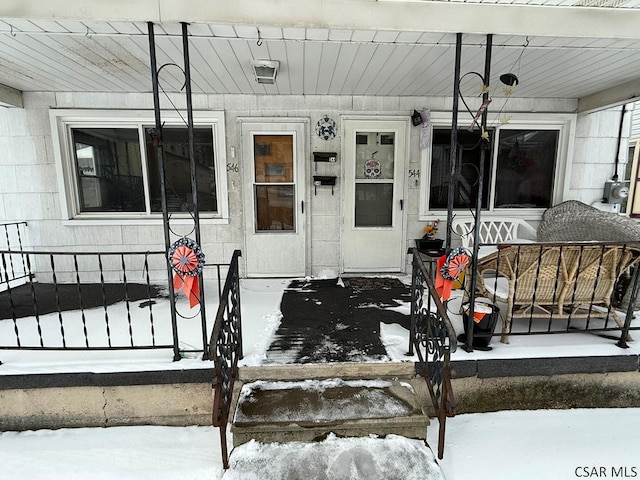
[435,246,472,302]
[441,248,472,281]
[168,237,205,309]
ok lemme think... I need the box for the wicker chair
[474,243,640,343]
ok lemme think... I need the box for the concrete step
[238,361,416,382]
[231,378,429,446]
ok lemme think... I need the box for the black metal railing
[0,248,231,358]
[208,249,242,470]
[408,247,456,460]
[1,222,29,289]
[465,241,640,349]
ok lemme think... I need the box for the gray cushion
[537,200,640,242]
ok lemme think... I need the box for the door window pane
[255,185,295,231]
[355,132,395,180]
[146,127,217,213]
[429,129,490,210]
[495,129,558,208]
[355,184,393,227]
[72,128,144,212]
[254,135,294,183]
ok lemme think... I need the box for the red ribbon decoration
[170,245,201,308]
[435,255,452,302]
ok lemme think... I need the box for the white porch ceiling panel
[0,20,640,101]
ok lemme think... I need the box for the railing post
[234,251,243,359]
[408,252,417,356]
[209,249,243,470]
[407,247,457,459]
[618,262,640,349]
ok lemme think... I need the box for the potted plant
[416,220,443,252]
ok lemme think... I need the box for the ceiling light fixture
[251,59,279,84]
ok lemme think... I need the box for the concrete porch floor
[1,275,640,374]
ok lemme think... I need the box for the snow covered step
[223,434,445,480]
[231,379,429,446]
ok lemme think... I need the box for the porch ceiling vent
[251,59,279,84]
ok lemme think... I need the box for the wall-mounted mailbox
[313,175,337,195]
[313,152,337,163]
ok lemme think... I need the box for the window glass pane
[146,127,217,213]
[355,132,395,180]
[254,135,294,183]
[429,129,490,210]
[355,183,393,227]
[72,128,144,212]
[495,129,558,208]
[255,185,295,231]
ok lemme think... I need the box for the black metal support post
[464,34,493,353]
[181,22,210,360]
[446,33,463,252]
[148,22,181,362]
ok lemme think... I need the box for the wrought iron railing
[1,222,29,290]
[465,241,640,349]
[408,247,457,460]
[0,248,231,358]
[208,249,242,470]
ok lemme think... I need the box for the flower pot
[458,300,500,351]
[416,238,444,252]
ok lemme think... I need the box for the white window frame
[50,109,228,224]
[419,112,576,221]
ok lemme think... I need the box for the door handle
[400,199,404,211]
[301,200,304,214]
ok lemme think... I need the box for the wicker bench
[472,242,640,343]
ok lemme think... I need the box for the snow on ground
[1,408,639,479]
[0,425,221,480]
[428,408,640,480]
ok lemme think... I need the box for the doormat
[264,277,410,364]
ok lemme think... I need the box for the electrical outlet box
[603,180,630,204]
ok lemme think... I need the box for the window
[494,129,558,208]
[429,129,491,210]
[51,110,227,221]
[420,113,572,218]
[72,128,143,212]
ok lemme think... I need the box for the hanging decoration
[364,157,381,178]
[435,246,472,302]
[419,110,431,149]
[168,237,205,309]
[315,116,336,140]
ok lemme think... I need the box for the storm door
[342,119,407,272]
[242,121,307,277]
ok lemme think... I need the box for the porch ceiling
[1,1,640,111]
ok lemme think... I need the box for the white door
[342,119,408,272]
[241,121,307,277]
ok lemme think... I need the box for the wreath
[440,246,472,281]
[168,237,205,308]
